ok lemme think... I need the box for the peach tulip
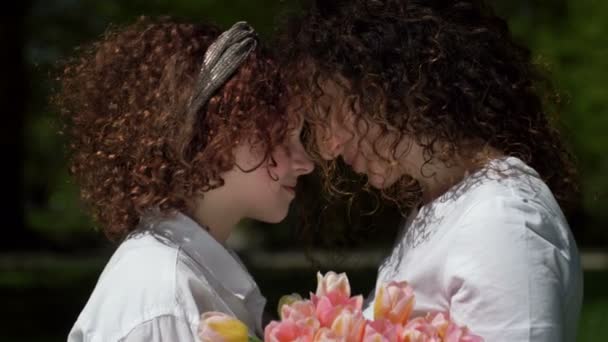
[444,321,484,342]
[330,310,366,341]
[427,312,450,338]
[316,271,351,298]
[264,319,314,342]
[362,318,399,342]
[313,327,346,342]
[374,281,415,325]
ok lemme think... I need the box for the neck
[417,160,468,205]
[401,142,502,205]
[188,186,243,244]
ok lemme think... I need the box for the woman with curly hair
[54,17,314,341]
[280,0,582,340]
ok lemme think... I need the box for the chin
[256,208,289,224]
[369,175,399,190]
[368,174,387,189]
[265,215,287,224]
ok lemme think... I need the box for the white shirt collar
[137,211,266,334]
[141,211,260,299]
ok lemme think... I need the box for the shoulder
[442,158,581,280]
[440,162,583,340]
[100,232,182,299]
[69,233,202,341]
[454,158,570,246]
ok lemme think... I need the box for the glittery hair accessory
[180,21,257,153]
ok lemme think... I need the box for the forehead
[289,75,353,117]
[317,75,350,103]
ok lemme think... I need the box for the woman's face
[313,79,422,189]
[223,117,315,223]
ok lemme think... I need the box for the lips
[346,156,366,174]
[281,184,297,195]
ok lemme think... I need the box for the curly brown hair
[279,0,578,215]
[53,16,288,241]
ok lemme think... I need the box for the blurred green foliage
[500,0,608,239]
[24,0,608,247]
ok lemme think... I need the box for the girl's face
[313,79,423,189]
[223,118,315,223]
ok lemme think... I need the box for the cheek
[364,141,403,177]
[367,162,404,189]
[246,168,282,207]
[367,160,393,181]
[233,143,267,172]
[342,139,359,159]
[267,148,291,180]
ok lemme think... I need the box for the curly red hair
[53,16,288,241]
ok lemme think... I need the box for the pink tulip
[399,312,484,342]
[399,327,431,342]
[362,319,399,342]
[310,272,363,327]
[313,327,346,342]
[424,311,484,341]
[312,295,343,328]
[312,293,364,327]
[444,322,484,342]
[374,281,415,325]
[459,330,484,342]
[316,271,351,298]
[281,300,320,330]
[400,317,440,342]
[427,312,450,338]
[265,272,484,342]
[264,319,314,342]
[330,310,366,341]
[198,312,249,342]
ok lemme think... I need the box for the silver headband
[180,21,257,154]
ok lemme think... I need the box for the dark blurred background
[3,0,607,341]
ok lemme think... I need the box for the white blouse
[68,212,266,342]
[363,157,583,341]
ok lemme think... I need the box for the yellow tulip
[198,311,249,342]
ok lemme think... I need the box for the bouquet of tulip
[198,272,483,342]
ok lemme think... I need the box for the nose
[317,132,345,160]
[293,146,315,175]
